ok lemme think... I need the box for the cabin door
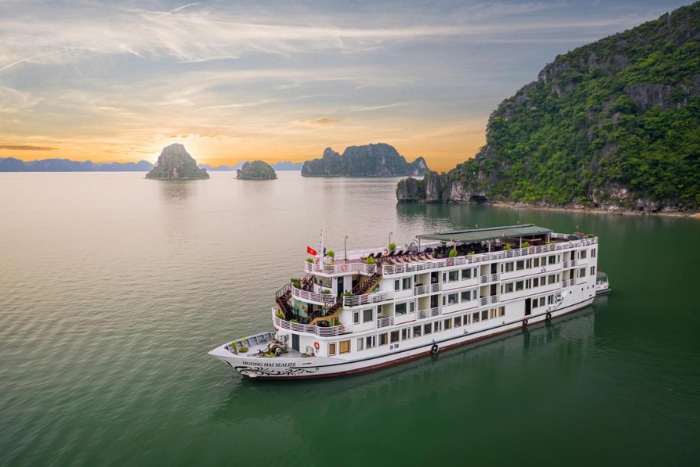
[525,298,532,316]
[292,333,300,352]
[337,276,344,296]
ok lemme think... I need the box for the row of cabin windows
[502,274,560,293]
[444,289,478,306]
[333,306,508,355]
[442,268,479,283]
[503,255,558,273]
[531,294,557,310]
[394,277,413,291]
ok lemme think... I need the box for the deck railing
[343,290,394,307]
[380,237,597,276]
[305,261,377,275]
[291,285,335,305]
[272,311,350,337]
[377,316,394,328]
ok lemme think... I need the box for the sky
[0,0,691,171]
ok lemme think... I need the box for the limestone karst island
[302,143,428,177]
[398,2,700,214]
[236,160,277,180]
[146,144,209,180]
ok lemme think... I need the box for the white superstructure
[209,224,607,379]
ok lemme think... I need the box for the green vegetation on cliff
[146,144,209,180]
[400,2,700,212]
[236,160,277,180]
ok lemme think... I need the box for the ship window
[461,291,471,302]
[579,268,586,277]
[329,343,337,356]
[533,277,539,287]
[454,316,462,327]
[353,311,360,324]
[504,262,514,272]
[366,335,376,349]
[461,268,472,279]
[314,275,332,288]
[424,323,432,335]
[401,328,411,340]
[410,301,415,313]
[444,319,452,330]
[396,302,407,315]
[357,338,364,351]
[339,340,350,354]
[526,259,532,269]
[580,250,587,259]
[499,306,505,317]
[481,310,488,321]
[394,280,400,291]
[443,273,447,282]
[489,308,496,319]
[466,313,471,324]
[363,309,373,322]
[434,321,442,332]
[473,290,478,300]
[413,325,422,337]
[534,257,540,267]
[379,333,388,346]
[547,295,554,305]
[548,255,556,265]
[516,281,524,291]
[473,312,480,323]
[548,275,556,284]
[540,297,545,307]
[447,293,458,305]
[533,299,538,309]
[504,283,513,293]
[516,260,524,271]
[526,279,531,289]
[390,331,399,343]
[403,277,411,289]
[592,248,596,258]
[448,271,459,282]
[590,266,595,276]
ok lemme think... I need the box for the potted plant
[290,277,302,288]
[275,312,285,319]
[388,241,396,252]
[503,244,512,251]
[306,257,314,263]
[326,250,335,259]
[449,248,458,258]
[289,318,299,323]
[522,241,530,248]
[365,256,376,265]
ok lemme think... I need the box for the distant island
[0,157,153,172]
[397,2,700,214]
[146,144,209,180]
[200,161,303,171]
[236,160,277,180]
[301,143,428,177]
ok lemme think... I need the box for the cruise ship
[209,224,608,379]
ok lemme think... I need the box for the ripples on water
[1,172,699,467]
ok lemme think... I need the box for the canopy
[417,224,552,244]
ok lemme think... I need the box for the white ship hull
[210,297,595,380]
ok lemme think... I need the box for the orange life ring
[383,248,389,255]
[341,265,348,272]
[313,341,320,350]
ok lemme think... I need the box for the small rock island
[301,143,428,177]
[146,144,209,180]
[236,160,277,180]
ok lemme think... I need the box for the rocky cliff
[146,144,209,180]
[398,2,700,213]
[236,160,277,180]
[302,143,428,177]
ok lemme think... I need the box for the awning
[417,224,552,244]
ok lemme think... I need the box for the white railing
[414,285,429,295]
[272,314,350,337]
[343,290,394,307]
[417,307,441,319]
[490,295,499,304]
[305,261,377,276]
[430,306,441,317]
[380,237,596,276]
[377,316,394,328]
[292,285,335,305]
[563,261,569,269]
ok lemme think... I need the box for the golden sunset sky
[0,0,688,172]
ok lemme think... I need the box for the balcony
[291,285,335,305]
[343,290,394,307]
[272,311,351,337]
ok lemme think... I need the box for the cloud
[0,144,57,151]
[298,118,342,125]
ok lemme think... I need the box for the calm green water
[1,172,699,467]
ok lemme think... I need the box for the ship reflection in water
[213,305,601,432]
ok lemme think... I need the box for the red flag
[307,246,317,256]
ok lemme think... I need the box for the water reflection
[212,307,598,428]
[158,181,198,202]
